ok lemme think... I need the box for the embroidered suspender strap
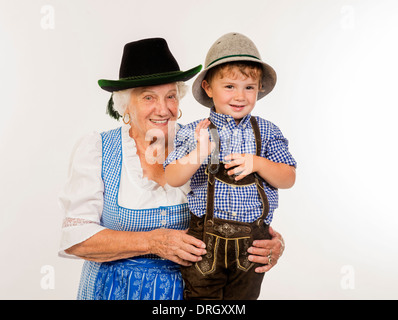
[249,116,270,224]
[205,120,219,227]
[250,116,261,157]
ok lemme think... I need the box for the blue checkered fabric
[77,127,189,300]
[100,128,190,234]
[164,109,297,224]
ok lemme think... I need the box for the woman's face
[127,83,179,143]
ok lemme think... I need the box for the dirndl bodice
[77,127,190,300]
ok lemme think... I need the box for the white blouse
[58,124,191,258]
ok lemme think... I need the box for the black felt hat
[98,38,202,92]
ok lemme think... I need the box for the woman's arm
[65,229,149,262]
[65,228,206,265]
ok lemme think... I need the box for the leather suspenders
[205,116,269,228]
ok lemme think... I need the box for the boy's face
[201,67,260,124]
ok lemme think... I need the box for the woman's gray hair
[112,81,188,117]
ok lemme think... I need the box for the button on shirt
[164,108,297,224]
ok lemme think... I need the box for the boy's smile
[201,69,260,124]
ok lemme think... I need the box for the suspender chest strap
[205,116,270,227]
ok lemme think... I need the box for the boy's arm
[165,119,214,187]
[224,154,296,189]
[164,151,202,187]
[253,156,296,189]
[225,120,296,189]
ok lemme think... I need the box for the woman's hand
[247,227,285,273]
[148,228,206,266]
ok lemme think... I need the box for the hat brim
[192,56,277,108]
[98,65,202,92]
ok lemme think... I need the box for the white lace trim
[62,217,97,228]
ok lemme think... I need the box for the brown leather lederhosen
[181,116,271,300]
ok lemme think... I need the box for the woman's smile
[149,118,170,125]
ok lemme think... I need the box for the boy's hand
[224,153,257,181]
[194,119,215,161]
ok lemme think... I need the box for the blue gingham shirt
[164,108,297,224]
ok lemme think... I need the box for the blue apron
[76,127,190,300]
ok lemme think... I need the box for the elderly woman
[58,38,285,300]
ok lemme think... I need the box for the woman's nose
[155,99,170,116]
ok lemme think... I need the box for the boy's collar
[209,107,252,129]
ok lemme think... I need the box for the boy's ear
[201,80,213,98]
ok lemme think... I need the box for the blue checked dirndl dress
[76,127,190,300]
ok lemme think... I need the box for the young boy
[164,32,297,300]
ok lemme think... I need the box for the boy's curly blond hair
[204,61,264,91]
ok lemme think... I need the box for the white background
[1,0,397,299]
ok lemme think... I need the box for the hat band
[121,70,183,81]
[206,54,261,68]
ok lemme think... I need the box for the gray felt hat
[192,32,277,108]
